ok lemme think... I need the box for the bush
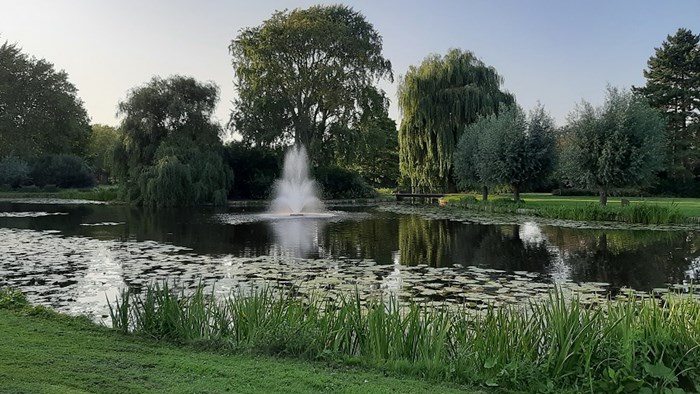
[223,143,280,200]
[30,154,95,188]
[313,166,377,199]
[0,156,31,187]
[19,185,39,192]
[42,184,58,192]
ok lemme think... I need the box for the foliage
[110,282,700,393]
[456,104,556,202]
[398,49,514,191]
[333,109,399,188]
[29,154,95,188]
[634,28,700,187]
[87,124,120,183]
[223,142,280,200]
[313,166,377,199]
[113,76,231,206]
[534,203,685,224]
[229,4,393,158]
[0,307,467,394]
[0,287,29,310]
[560,87,666,205]
[0,41,90,159]
[0,155,31,187]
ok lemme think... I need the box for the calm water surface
[1,200,698,319]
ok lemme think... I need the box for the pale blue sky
[2,0,699,129]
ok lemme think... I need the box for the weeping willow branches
[398,49,513,191]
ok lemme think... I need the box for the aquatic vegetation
[534,203,685,225]
[109,282,700,392]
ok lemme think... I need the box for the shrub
[42,184,58,192]
[30,154,95,188]
[313,166,377,199]
[223,143,280,200]
[0,156,31,187]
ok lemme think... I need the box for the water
[269,145,323,215]
[1,199,699,321]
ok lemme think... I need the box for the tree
[87,124,120,183]
[634,28,700,186]
[333,109,399,188]
[560,87,665,205]
[0,41,90,159]
[398,49,514,192]
[455,105,556,202]
[113,76,231,206]
[229,5,393,158]
[454,105,554,202]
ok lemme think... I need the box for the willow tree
[229,5,393,160]
[113,76,231,206]
[398,49,514,191]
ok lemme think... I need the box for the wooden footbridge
[392,192,446,202]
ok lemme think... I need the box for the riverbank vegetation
[446,193,693,225]
[2,14,699,206]
[100,282,700,393]
[0,288,470,394]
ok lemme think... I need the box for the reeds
[534,203,685,225]
[108,283,700,392]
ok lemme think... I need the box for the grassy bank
[106,283,700,393]
[0,289,473,394]
[445,193,700,224]
[0,185,121,202]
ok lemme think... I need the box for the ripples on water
[0,201,699,323]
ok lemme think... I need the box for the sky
[2,0,700,130]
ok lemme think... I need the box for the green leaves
[634,28,700,182]
[560,87,665,204]
[454,104,556,202]
[0,41,90,159]
[230,5,392,158]
[398,49,514,191]
[114,76,231,206]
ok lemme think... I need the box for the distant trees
[229,5,393,161]
[560,88,665,205]
[634,28,700,193]
[0,41,90,159]
[398,49,514,192]
[112,76,231,206]
[454,105,556,203]
[87,124,120,183]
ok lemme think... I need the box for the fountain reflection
[268,217,327,258]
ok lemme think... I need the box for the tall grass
[109,282,700,392]
[450,197,687,224]
[534,203,685,225]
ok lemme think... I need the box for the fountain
[269,145,324,216]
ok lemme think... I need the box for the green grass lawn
[0,308,477,394]
[445,192,700,217]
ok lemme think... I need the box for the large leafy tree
[398,49,514,192]
[113,76,231,206]
[332,108,399,188]
[634,28,700,184]
[560,87,665,205]
[229,5,393,159]
[456,105,555,203]
[0,41,90,159]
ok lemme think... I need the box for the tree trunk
[481,185,488,202]
[513,185,520,203]
[599,189,608,206]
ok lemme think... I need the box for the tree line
[1,6,698,206]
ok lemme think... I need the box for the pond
[1,199,699,321]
